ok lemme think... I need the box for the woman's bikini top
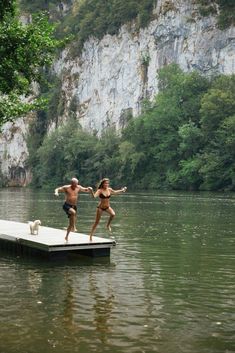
[99,193,111,199]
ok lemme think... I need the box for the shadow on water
[0,251,112,269]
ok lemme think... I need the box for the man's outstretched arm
[54,186,67,196]
[79,186,94,195]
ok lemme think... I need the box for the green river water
[0,188,234,353]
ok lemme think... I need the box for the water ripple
[0,190,234,353]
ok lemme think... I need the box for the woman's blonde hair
[97,178,110,189]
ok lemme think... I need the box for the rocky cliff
[0,0,235,185]
[0,117,31,186]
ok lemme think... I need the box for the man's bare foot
[65,236,68,242]
[89,235,93,242]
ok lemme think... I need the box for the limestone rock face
[0,118,31,186]
[54,0,235,132]
[0,0,235,185]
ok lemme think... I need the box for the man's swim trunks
[63,202,77,217]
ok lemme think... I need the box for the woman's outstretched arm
[110,187,127,195]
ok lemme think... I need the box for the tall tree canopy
[0,0,59,127]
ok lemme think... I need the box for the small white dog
[29,220,41,235]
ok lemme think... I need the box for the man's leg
[70,211,76,232]
[65,208,76,241]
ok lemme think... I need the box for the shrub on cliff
[197,0,235,28]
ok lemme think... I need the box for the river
[0,188,234,353]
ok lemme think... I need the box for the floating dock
[0,220,116,259]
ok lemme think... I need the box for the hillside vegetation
[20,0,235,54]
[20,0,156,53]
[28,65,235,191]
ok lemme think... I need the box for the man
[54,177,93,241]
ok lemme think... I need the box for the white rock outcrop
[0,118,31,186]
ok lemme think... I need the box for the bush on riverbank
[28,65,235,191]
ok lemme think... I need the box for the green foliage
[65,0,156,54]
[0,0,16,20]
[196,0,235,28]
[0,0,60,127]
[124,68,235,191]
[216,0,235,29]
[200,75,235,135]
[20,0,58,13]
[178,121,204,158]
[141,51,151,67]
[198,76,235,190]
[197,0,217,17]
[21,0,156,54]
[30,118,121,187]
[0,93,46,125]
[28,65,235,191]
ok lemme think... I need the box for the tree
[200,75,235,133]
[198,75,235,190]
[0,0,60,127]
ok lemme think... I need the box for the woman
[90,178,127,241]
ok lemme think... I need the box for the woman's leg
[90,208,103,241]
[106,207,115,232]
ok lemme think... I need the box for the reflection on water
[0,188,234,353]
